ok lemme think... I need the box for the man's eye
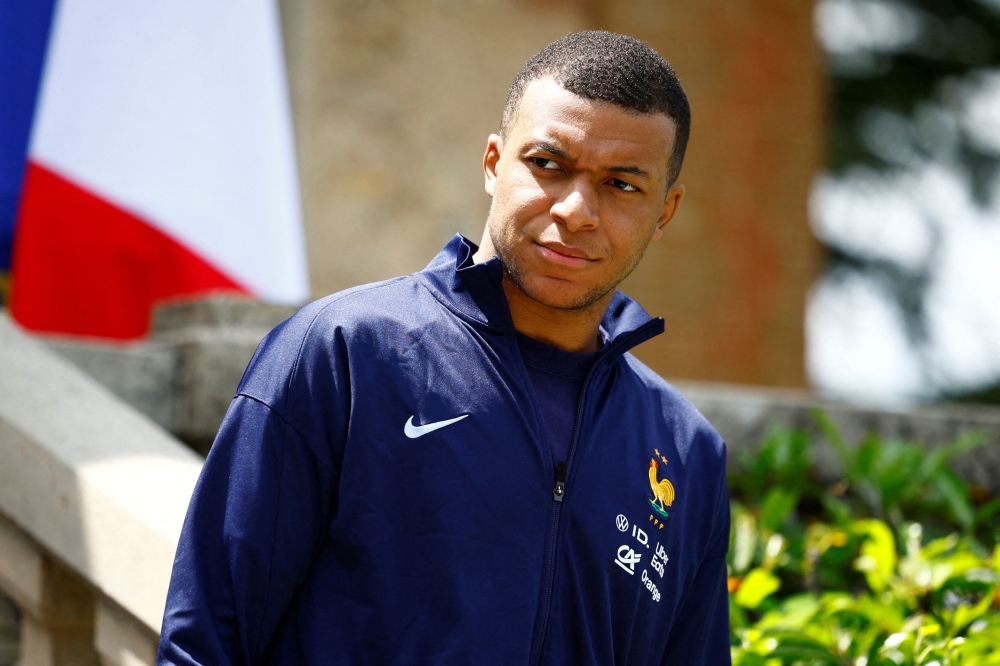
[532,157,560,170]
[612,179,639,192]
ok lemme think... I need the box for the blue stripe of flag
[0,0,59,275]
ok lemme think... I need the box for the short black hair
[501,30,691,185]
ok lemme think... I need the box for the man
[158,30,730,665]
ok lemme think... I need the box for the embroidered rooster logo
[647,455,675,519]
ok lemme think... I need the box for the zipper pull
[553,461,567,502]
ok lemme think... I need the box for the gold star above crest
[660,455,668,465]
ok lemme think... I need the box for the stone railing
[0,313,202,666]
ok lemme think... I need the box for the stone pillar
[0,515,98,666]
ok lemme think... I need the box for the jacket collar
[419,234,664,359]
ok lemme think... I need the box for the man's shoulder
[268,272,448,347]
[619,352,726,459]
[297,273,434,329]
[236,274,441,405]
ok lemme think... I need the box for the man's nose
[550,181,599,232]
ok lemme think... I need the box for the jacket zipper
[528,323,662,666]
[529,367,592,666]
[552,461,567,501]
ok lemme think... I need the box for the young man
[158,31,730,666]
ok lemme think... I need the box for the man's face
[482,77,683,312]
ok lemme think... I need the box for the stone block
[152,298,295,453]
[0,593,17,666]
[151,297,296,333]
[0,515,43,617]
[0,516,98,666]
[41,341,176,433]
[156,327,274,454]
[15,559,98,666]
[94,601,156,666]
[277,0,586,298]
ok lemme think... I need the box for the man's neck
[500,273,609,354]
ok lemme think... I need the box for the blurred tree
[817,0,1000,404]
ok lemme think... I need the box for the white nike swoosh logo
[404,414,468,439]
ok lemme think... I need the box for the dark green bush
[728,413,1000,665]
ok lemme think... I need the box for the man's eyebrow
[528,141,570,159]
[608,165,650,178]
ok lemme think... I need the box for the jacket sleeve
[157,315,347,665]
[659,553,731,665]
[661,460,732,666]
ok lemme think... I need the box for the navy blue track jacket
[158,235,731,666]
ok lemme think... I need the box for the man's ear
[650,183,684,242]
[484,134,503,198]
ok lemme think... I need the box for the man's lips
[535,241,597,268]
[536,243,596,268]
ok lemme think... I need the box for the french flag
[1,0,309,340]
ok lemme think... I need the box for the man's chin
[519,281,610,312]
[501,254,612,311]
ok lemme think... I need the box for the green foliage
[821,0,1000,405]
[828,0,1000,182]
[813,410,989,536]
[728,414,1000,664]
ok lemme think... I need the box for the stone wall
[276,0,824,388]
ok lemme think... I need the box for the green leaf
[974,495,1000,527]
[730,650,767,666]
[820,491,852,525]
[945,430,990,457]
[853,519,897,593]
[756,594,822,631]
[811,409,852,471]
[759,487,799,532]
[734,568,782,609]
[936,580,995,636]
[732,507,758,575]
[933,470,975,531]
[854,434,881,478]
[768,644,841,664]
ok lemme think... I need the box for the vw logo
[616,514,629,532]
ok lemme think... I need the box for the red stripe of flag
[11,162,249,339]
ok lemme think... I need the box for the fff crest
[647,448,675,521]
